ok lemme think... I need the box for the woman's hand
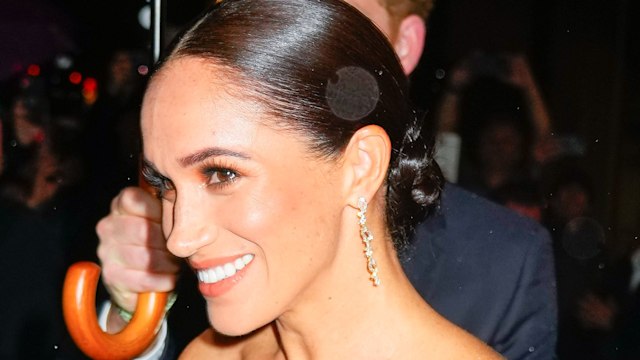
[96,187,180,320]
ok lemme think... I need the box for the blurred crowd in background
[0,0,638,358]
[0,48,150,359]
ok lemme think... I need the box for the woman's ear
[392,14,426,75]
[341,125,391,205]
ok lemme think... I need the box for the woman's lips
[192,254,254,297]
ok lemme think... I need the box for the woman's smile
[192,254,255,297]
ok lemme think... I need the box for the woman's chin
[212,324,253,337]
[208,314,269,337]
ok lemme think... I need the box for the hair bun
[386,113,444,248]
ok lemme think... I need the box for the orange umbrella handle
[63,261,168,360]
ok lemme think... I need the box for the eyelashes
[199,157,241,191]
[141,159,242,200]
[141,165,174,199]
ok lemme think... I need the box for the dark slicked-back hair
[157,0,443,249]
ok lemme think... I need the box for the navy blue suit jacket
[402,184,558,359]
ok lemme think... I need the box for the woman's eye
[207,169,237,185]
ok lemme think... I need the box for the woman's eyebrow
[177,147,251,167]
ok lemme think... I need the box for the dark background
[414,0,640,255]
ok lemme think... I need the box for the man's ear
[393,15,426,75]
[341,125,391,204]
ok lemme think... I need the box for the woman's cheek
[228,190,286,240]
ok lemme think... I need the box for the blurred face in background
[551,183,590,223]
[27,146,62,208]
[346,0,397,40]
[344,0,428,77]
[109,51,134,88]
[479,119,525,173]
[12,99,43,146]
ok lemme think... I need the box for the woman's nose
[165,192,218,258]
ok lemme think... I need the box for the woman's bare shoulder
[426,319,505,360]
[179,324,280,360]
[426,334,504,359]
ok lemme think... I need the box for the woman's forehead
[144,59,259,119]
[149,58,227,95]
[141,58,290,161]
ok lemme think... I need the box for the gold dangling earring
[357,197,380,286]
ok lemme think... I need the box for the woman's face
[141,58,347,335]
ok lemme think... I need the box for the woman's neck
[270,231,432,360]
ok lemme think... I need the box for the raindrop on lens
[435,68,445,80]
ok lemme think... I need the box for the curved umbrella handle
[63,261,168,360]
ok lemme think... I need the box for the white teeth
[197,254,254,284]
[215,266,225,280]
[234,258,245,270]
[242,254,254,264]
[207,268,218,283]
[223,263,236,277]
